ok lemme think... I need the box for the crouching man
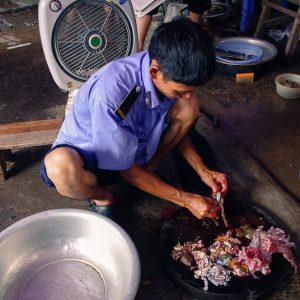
[41,18,227,220]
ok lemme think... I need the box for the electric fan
[39,0,138,91]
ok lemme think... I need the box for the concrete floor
[0,7,300,300]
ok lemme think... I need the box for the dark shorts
[41,125,217,196]
[40,144,122,188]
[147,0,210,16]
[147,6,159,16]
[186,0,211,14]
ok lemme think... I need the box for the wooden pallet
[0,119,63,180]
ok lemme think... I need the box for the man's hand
[184,193,220,219]
[120,163,223,220]
[199,169,228,195]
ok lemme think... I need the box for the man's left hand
[199,169,228,195]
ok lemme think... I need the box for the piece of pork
[209,230,242,266]
[172,240,204,267]
[192,250,231,291]
[238,226,297,275]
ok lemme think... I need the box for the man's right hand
[183,193,220,219]
[120,163,220,220]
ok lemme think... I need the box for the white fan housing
[39,0,138,91]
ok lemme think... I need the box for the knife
[215,49,254,60]
[213,192,229,227]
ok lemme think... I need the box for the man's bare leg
[135,15,153,51]
[44,147,113,205]
[190,11,214,38]
[146,94,199,172]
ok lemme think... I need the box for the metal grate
[52,0,133,81]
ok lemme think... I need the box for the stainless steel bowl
[214,37,278,66]
[213,37,278,76]
[0,209,140,300]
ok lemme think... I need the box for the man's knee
[168,98,199,131]
[44,147,83,184]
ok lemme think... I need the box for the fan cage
[52,0,134,82]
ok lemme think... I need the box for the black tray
[159,206,286,300]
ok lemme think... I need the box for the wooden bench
[0,119,63,181]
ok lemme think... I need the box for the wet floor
[201,71,300,201]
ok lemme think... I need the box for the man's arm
[120,163,220,219]
[177,134,228,195]
[177,133,208,175]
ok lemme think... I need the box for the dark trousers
[41,127,216,196]
[147,0,211,16]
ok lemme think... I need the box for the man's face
[155,77,199,100]
[149,60,199,100]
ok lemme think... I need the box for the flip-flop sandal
[87,200,117,222]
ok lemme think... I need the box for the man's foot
[87,200,117,221]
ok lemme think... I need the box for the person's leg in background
[136,15,152,51]
[135,1,212,50]
[135,6,159,51]
[189,10,203,23]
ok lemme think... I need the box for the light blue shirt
[53,51,175,170]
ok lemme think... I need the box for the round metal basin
[214,37,278,66]
[213,37,278,76]
[0,209,140,300]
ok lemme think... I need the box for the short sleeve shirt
[53,51,175,170]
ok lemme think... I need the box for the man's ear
[149,59,162,80]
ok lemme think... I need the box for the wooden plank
[254,4,271,38]
[262,15,292,28]
[267,2,298,18]
[0,119,63,135]
[285,17,300,59]
[287,0,300,6]
[0,129,59,150]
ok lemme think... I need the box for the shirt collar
[141,51,174,109]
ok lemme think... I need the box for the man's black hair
[148,17,215,86]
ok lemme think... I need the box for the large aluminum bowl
[0,209,140,300]
[214,37,278,66]
[213,37,278,76]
